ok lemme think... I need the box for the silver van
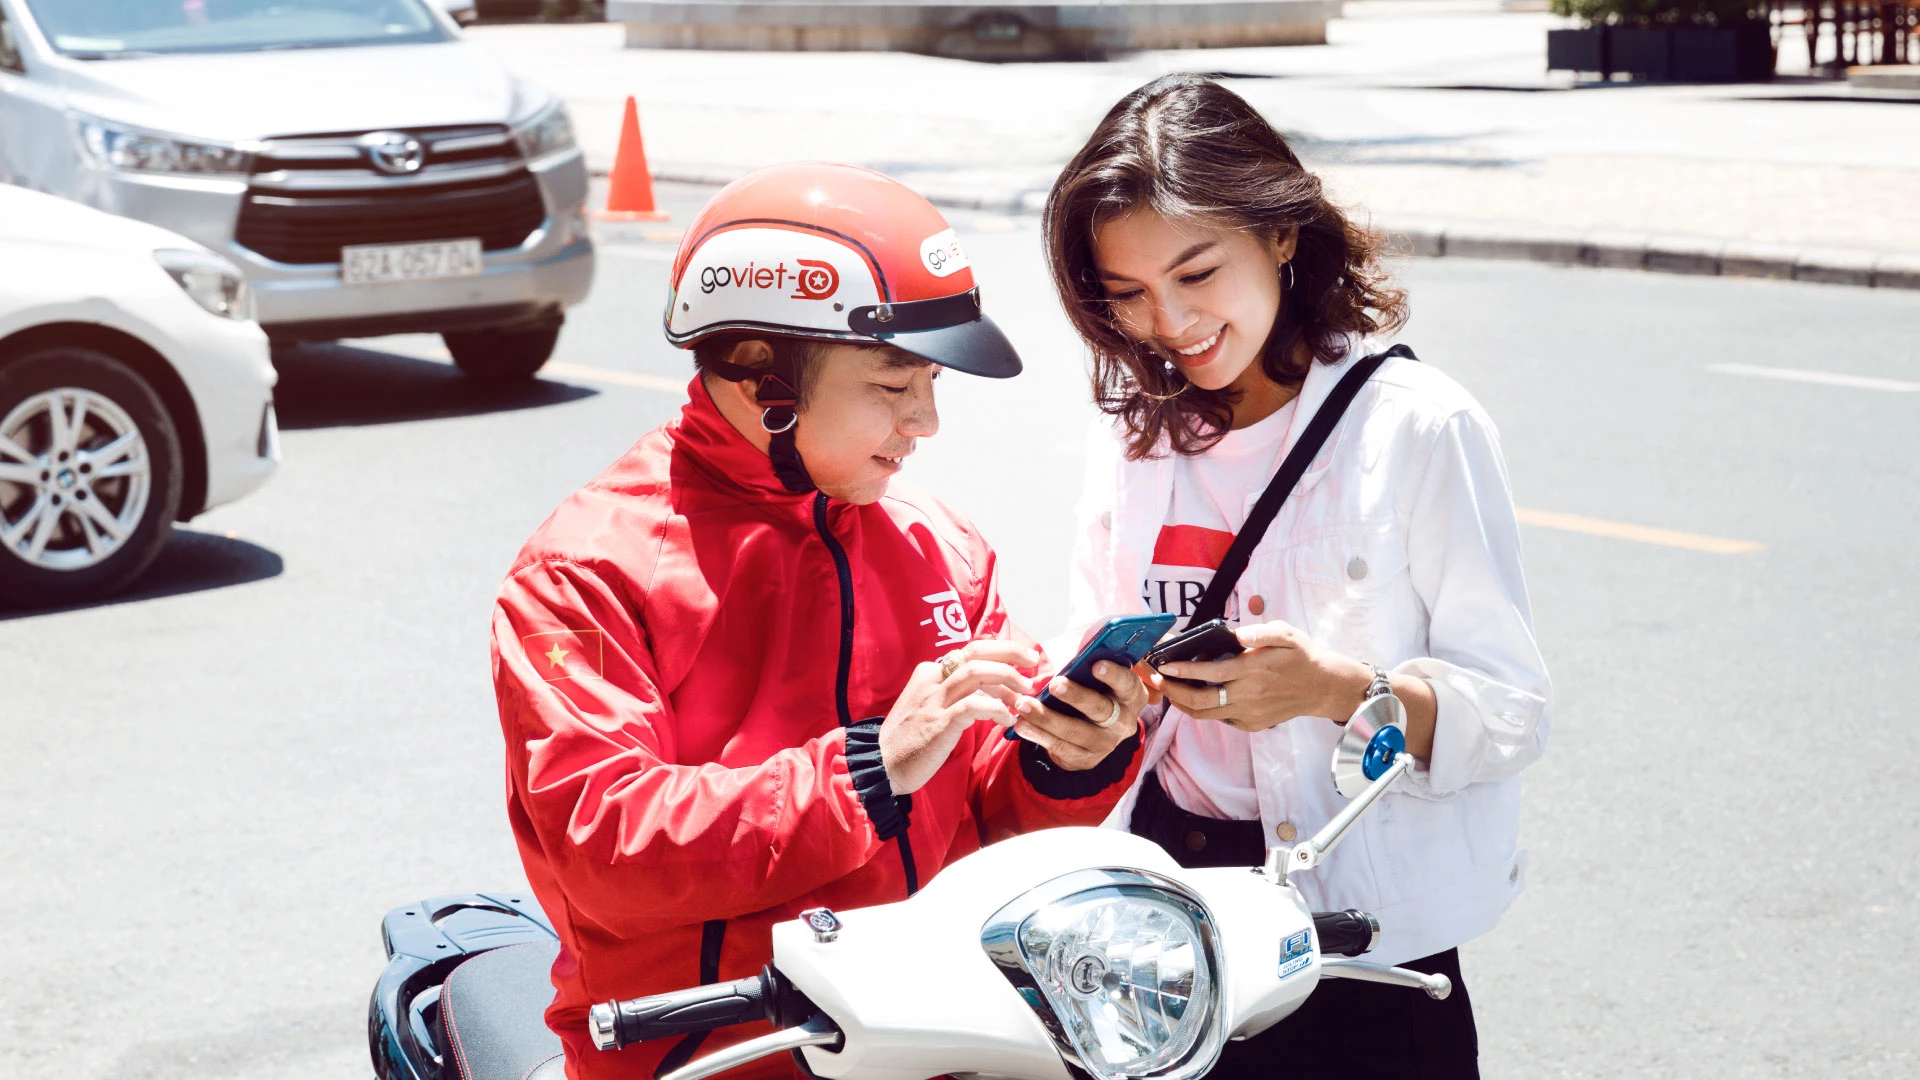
[0,0,593,380]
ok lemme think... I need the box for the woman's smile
[1169,328,1226,368]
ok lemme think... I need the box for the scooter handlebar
[590,974,769,1051]
[1312,909,1380,957]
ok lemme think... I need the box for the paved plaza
[474,2,1920,272]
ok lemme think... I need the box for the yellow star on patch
[545,643,569,669]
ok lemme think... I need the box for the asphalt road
[4,182,1917,1080]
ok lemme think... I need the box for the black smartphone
[1143,618,1245,688]
[1020,612,1178,732]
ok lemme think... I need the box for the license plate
[341,239,483,285]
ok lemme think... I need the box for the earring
[1282,262,1296,291]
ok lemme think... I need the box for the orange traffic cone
[598,96,669,222]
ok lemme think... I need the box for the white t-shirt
[1142,398,1297,821]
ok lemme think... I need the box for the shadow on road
[273,342,597,430]
[0,528,283,621]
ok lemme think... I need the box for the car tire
[443,322,561,382]
[0,347,185,608]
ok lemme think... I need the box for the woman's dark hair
[1044,74,1409,460]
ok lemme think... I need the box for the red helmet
[665,162,1021,379]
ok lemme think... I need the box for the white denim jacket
[1063,343,1551,966]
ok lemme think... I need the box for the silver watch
[1333,663,1409,798]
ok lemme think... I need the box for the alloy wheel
[0,388,152,572]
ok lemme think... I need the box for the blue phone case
[1012,613,1178,738]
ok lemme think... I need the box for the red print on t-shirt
[1151,525,1234,570]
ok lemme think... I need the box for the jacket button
[1274,821,1296,842]
[1347,556,1368,581]
[1184,830,1208,852]
[1509,864,1519,884]
[1247,595,1265,617]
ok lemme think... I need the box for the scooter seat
[441,940,566,1080]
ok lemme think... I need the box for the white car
[0,184,277,607]
[0,0,593,381]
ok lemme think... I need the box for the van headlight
[512,98,576,162]
[155,249,253,321]
[982,870,1225,1080]
[73,115,254,176]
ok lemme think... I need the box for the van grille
[233,125,548,265]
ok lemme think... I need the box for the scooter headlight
[982,870,1225,1080]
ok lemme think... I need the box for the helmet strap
[705,355,817,494]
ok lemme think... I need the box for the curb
[624,167,1920,292]
[1381,219,1920,291]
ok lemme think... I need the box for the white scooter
[584,701,1436,1080]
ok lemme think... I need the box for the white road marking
[598,245,676,262]
[543,362,687,394]
[1516,508,1763,555]
[1706,363,1919,393]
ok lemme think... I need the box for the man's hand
[1010,661,1148,771]
[1151,620,1368,733]
[881,639,1037,795]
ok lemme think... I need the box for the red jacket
[491,378,1140,1080]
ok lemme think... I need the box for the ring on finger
[938,653,963,681]
[1094,697,1121,728]
[1218,685,1229,709]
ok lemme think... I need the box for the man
[492,163,1148,1080]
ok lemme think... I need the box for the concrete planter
[1547,22,1774,82]
[607,0,1343,60]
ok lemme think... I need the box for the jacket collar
[672,374,818,505]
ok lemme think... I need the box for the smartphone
[1143,618,1246,688]
[1021,613,1178,732]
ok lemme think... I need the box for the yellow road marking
[529,368,1766,557]
[543,362,687,394]
[1516,507,1763,554]
[1707,363,1919,393]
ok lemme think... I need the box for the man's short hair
[691,334,826,406]
[692,336,926,408]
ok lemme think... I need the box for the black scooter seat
[441,940,566,1080]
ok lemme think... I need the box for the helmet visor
[846,289,1022,378]
[875,315,1022,379]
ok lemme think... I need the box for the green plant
[1550,0,1767,26]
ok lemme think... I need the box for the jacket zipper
[813,492,920,896]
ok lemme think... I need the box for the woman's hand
[1151,621,1370,733]
[1011,660,1149,770]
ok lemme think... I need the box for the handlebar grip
[590,975,768,1051]
[1312,909,1380,958]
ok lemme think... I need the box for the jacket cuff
[845,719,911,840]
[1019,729,1142,801]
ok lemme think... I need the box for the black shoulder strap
[1184,344,1416,629]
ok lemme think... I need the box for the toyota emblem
[361,131,425,175]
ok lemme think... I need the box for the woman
[1043,75,1550,1077]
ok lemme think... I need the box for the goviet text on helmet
[665,162,1022,380]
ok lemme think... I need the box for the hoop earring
[1282,262,1296,291]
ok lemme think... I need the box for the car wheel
[0,347,185,607]
[443,322,561,382]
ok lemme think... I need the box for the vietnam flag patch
[523,629,605,683]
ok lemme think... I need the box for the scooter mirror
[1331,691,1407,798]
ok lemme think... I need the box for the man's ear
[706,338,777,409]
[1273,225,1301,264]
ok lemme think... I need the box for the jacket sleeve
[958,534,1142,839]
[492,558,893,937]
[1396,408,1552,797]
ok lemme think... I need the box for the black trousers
[1129,771,1481,1079]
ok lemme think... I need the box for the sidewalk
[471,1,1920,287]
